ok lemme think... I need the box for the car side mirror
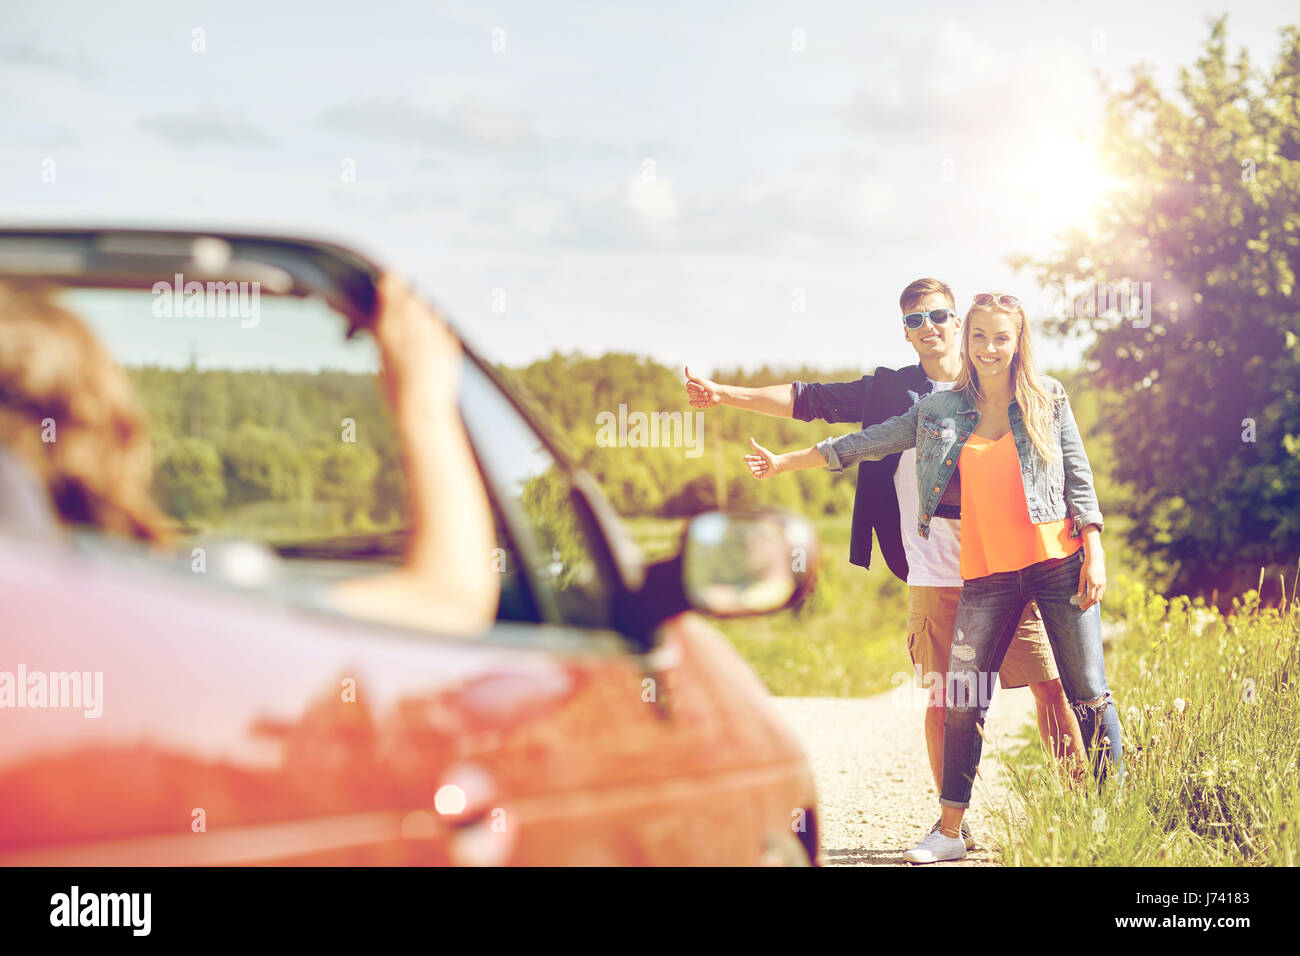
[680,510,820,617]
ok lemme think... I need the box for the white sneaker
[903,828,967,864]
[930,817,977,851]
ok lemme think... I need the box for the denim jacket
[815,376,1103,542]
[791,364,943,581]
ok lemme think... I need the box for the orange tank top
[958,432,1081,580]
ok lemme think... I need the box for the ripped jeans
[940,548,1123,808]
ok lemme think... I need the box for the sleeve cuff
[816,437,844,473]
[1072,511,1104,536]
[790,380,811,422]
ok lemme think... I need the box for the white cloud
[138,106,274,148]
[315,96,539,151]
[843,19,1093,137]
[457,160,900,256]
[0,41,98,81]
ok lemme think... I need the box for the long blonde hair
[0,282,174,545]
[954,295,1063,462]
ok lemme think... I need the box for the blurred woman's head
[954,292,1062,462]
[0,282,172,544]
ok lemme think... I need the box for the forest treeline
[130,365,405,537]
[129,354,879,540]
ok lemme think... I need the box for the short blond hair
[899,278,955,314]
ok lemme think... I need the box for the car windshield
[55,286,406,555]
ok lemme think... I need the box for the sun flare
[1021,142,1120,233]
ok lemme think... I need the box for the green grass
[988,570,1300,866]
[627,515,915,696]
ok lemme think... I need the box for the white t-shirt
[892,378,963,587]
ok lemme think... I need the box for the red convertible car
[0,229,822,866]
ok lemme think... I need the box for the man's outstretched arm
[685,365,793,417]
[684,364,868,424]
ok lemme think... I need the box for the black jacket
[791,363,958,582]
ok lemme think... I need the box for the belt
[933,502,961,520]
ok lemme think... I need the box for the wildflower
[1190,608,1215,637]
[1173,698,1186,714]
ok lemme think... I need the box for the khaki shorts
[906,586,1058,690]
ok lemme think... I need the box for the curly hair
[0,282,173,545]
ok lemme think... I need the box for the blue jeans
[939,548,1123,809]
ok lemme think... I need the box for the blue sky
[3,1,1296,376]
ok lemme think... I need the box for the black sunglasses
[902,308,955,330]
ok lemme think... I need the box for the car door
[444,357,813,865]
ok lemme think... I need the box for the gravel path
[771,688,1035,866]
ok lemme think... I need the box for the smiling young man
[685,277,1073,852]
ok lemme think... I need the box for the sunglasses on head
[972,293,1021,311]
[902,308,955,330]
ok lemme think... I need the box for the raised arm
[331,274,500,633]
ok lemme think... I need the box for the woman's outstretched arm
[744,403,922,479]
[743,439,825,478]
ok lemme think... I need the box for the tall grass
[989,569,1300,866]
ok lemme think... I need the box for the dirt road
[771,687,1035,866]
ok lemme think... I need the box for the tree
[310,443,381,527]
[153,437,226,522]
[222,423,309,506]
[1016,17,1300,598]
[369,449,407,527]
